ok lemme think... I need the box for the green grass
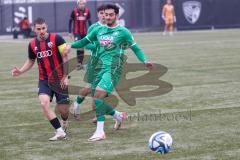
[0,29,240,160]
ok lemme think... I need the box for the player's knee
[94,88,107,98]
[57,105,69,115]
[39,100,50,108]
[39,94,51,107]
[94,92,101,98]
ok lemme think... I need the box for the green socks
[76,96,85,104]
[94,98,116,121]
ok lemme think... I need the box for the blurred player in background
[11,18,70,141]
[19,16,31,38]
[72,4,107,119]
[67,4,153,141]
[69,0,92,70]
[162,0,176,35]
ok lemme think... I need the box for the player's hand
[11,67,22,77]
[145,61,154,69]
[161,15,165,20]
[62,44,71,57]
[60,75,69,89]
[174,16,177,23]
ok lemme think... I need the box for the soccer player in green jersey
[72,4,106,118]
[68,4,153,141]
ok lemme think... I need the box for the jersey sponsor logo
[182,1,201,24]
[100,35,114,46]
[47,42,53,48]
[77,16,86,20]
[37,50,53,58]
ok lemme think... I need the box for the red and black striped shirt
[28,33,65,81]
[70,7,91,35]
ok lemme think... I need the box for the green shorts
[92,67,123,94]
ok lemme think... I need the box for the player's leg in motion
[38,95,66,141]
[163,19,170,35]
[75,34,86,70]
[169,20,174,36]
[73,57,97,119]
[88,73,126,142]
[56,93,70,132]
[76,48,84,70]
[72,85,91,117]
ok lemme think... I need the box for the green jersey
[85,25,146,68]
[72,24,148,93]
[88,21,102,33]
[84,22,104,83]
[85,21,104,56]
[72,24,147,68]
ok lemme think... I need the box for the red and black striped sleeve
[28,42,36,60]
[69,10,75,33]
[87,11,92,26]
[55,34,66,46]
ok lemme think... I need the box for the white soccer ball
[148,131,173,154]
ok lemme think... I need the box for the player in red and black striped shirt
[12,18,70,141]
[69,0,92,70]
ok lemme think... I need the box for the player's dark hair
[97,4,106,12]
[33,18,46,26]
[105,4,119,14]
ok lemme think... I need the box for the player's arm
[124,29,146,63]
[58,43,69,63]
[131,44,146,63]
[162,5,166,20]
[125,29,153,69]
[71,27,98,48]
[131,44,153,69]
[68,11,74,35]
[56,35,70,77]
[57,34,68,56]
[12,44,36,76]
[11,59,35,77]
[84,24,96,50]
[56,35,70,88]
[85,42,96,50]
[71,37,90,48]
[87,11,92,26]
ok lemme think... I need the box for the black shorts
[38,80,70,104]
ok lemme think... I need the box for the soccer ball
[148,131,173,154]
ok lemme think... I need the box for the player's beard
[107,18,117,27]
[39,33,48,41]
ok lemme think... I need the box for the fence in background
[0,0,240,34]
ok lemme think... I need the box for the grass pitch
[0,29,240,160]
